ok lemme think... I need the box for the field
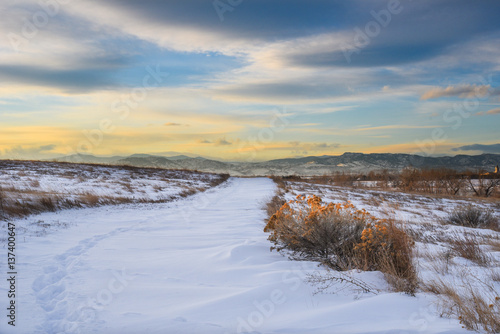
[0,160,229,220]
[0,162,499,333]
[271,178,500,333]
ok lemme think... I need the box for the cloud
[486,107,500,115]
[312,143,340,149]
[452,143,500,154]
[2,144,57,158]
[211,75,373,104]
[281,2,500,69]
[0,65,120,93]
[300,106,357,115]
[354,125,440,132]
[215,138,232,146]
[289,143,340,156]
[39,144,57,151]
[67,0,349,55]
[27,0,500,70]
[476,107,500,116]
[420,85,490,100]
[209,64,422,105]
[2,1,500,160]
[368,142,458,155]
[288,141,340,154]
[288,44,443,69]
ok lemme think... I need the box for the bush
[446,204,498,230]
[265,195,367,269]
[265,193,286,219]
[265,195,417,294]
[354,219,417,294]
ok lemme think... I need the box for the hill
[46,152,500,176]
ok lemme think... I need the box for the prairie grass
[0,160,230,219]
[422,277,500,333]
[449,232,492,266]
[444,204,498,230]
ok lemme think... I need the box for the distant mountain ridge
[46,152,500,176]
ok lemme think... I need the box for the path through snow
[1,178,466,333]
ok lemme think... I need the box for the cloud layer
[453,144,500,154]
[1,0,499,159]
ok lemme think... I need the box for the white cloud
[421,84,491,100]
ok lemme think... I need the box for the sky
[0,0,499,161]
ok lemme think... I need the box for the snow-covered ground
[0,160,227,220]
[0,160,224,201]
[0,177,474,334]
[282,181,500,333]
[286,181,500,224]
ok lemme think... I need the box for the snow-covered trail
[1,178,465,334]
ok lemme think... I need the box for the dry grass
[354,219,418,295]
[265,176,288,220]
[449,232,492,267]
[487,239,500,252]
[178,187,198,198]
[416,223,499,331]
[210,173,230,187]
[422,278,500,333]
[444,204,499,230]
[79,192,101,206]
[265,192,286,219]
[268,176,287,191]
[30,179,40,187]
[0,160,231,220]
[405,222,451,245]
[362,194,385,207]
[426,250,454,275]
[306,268,378,295]
[490,270,500,283]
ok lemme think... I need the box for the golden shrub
[265,194,417,294]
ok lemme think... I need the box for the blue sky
[0,0,499,160]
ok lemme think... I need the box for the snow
[0,160,223,205]
[0,177,471,333]
[286,181,499,225]
[283,180,500,332]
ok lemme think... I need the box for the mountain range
[46,152,500,176]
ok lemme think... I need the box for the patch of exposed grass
[449,232,492,266]
[444,204,499,230]
[422,278,500,333]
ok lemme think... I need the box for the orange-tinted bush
[265,194,417,294]
[265,195,368,269]
[354,219,417,294]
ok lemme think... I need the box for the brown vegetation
[444,204,498,230]
[271,175,500,332]
[264,194,417,295]
[449,232,492,266]
[274,167,500,199]
[422,278,500,333]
